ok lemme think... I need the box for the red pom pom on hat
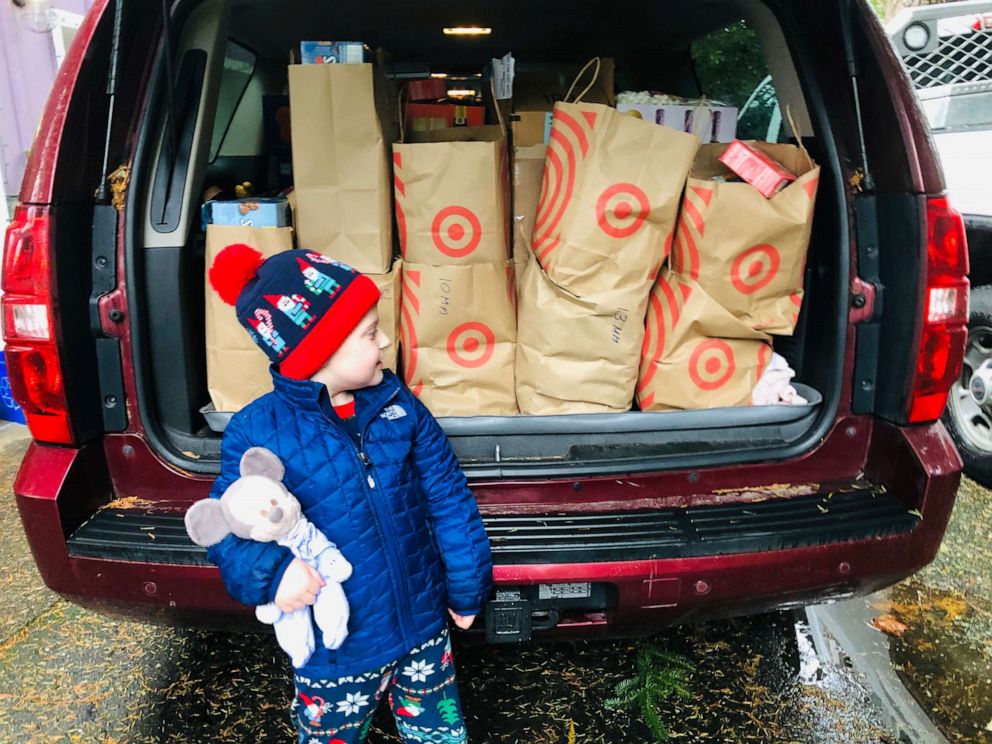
[208,243,264,305]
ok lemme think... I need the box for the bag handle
[784,104,814,172]
[563,57,601,104]
[398,84,408,143]
[490,78,508,138]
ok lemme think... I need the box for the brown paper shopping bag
[289,63,394,273]
[637,269,772,411]
[369,259,402,372]
[531,100,699,297]
[204,225,295,412]
[393,126,510,266]
[400,261,518,416]
[512,144,547,262]
[515,256,646,414]
[671,142,819,335]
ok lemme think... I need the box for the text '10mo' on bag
[400,261,518,416]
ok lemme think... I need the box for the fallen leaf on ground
[872,615,909,637]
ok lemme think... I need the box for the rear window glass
[691,20,781,142]
[208,41,257,162]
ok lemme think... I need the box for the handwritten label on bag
[611,307,629,344]
[438,278,453,315]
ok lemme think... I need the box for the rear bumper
[14,419,962,635]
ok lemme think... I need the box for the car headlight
[903,22,932,52]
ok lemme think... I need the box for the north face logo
[380,405,407,420]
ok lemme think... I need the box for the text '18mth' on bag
[516,60,700,413]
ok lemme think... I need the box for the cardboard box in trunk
[513,59,616,111]
[511,111,551,146]
[288,63,395,274]
[617,102,737,144]
[393,126,509,266]
[400,261,518,416]
[204,225,295,413]
[671,142,819,336]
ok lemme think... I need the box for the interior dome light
[443,27,492,36]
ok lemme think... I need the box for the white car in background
[887,1,992,485]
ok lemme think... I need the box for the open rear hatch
[126,0,847,478]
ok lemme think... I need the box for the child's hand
[448,608,476,629]
[274,558,326,613]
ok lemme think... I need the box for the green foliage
[436,694,460,725]
[604,644,693,742]
[690,20,768,108]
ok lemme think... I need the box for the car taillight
[2,205,73,444]
[907,197,970,423]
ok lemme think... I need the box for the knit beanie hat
[209,244,381,380]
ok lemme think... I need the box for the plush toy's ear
[239,447,285,481]
[184,498,232,547]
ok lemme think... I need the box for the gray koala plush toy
[185,446,352,668]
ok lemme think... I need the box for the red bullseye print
[689,339,736,391]
[447,322,496,368]
[431,206,482,258]
[730,244,780,295]
[596,183,650,238]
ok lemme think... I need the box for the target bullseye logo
[689,339,736,390]
[432,206,482,258]
[731,244,780,295]
[596,183,650,238]
[447,322,496,368]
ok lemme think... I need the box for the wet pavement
[0,421,985,742]
[855,475,992,743]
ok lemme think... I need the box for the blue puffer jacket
[207,367,493,677]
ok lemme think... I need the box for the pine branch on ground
[603,643,693,742]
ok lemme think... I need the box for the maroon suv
[2,0,969,640]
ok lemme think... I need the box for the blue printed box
[202,197,290,228]
[0,355,26,425]
[300,41,365,65]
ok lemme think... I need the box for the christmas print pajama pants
[290,627,468,743]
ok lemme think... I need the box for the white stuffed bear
[184,446,352,668]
